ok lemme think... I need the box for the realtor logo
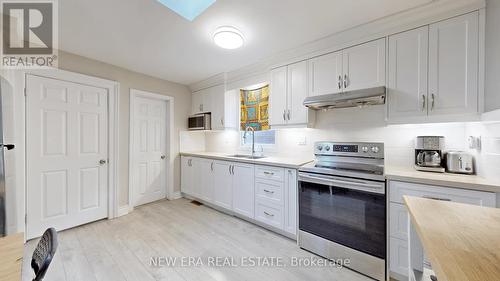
[1,0,58,68]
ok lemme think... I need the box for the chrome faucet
[243,126,256,156]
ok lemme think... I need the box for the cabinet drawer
[389,181,496,207]
[389,237,409,278]
[255,179,284,205]
[255,200,283,229]
[389,203,408,241]
[255,165,285,182]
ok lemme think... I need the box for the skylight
[157,0,216,21]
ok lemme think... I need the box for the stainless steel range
[298,142,386,281]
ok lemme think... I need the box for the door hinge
[25,214,27,224]
[24,88,27,96]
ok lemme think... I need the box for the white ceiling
[60,0,434,85]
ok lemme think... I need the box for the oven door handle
[299,173,385,194]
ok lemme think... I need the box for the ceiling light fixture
[213,26,244,49]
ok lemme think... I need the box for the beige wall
[58,51,191,206]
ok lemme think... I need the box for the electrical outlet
[298,136,307,146]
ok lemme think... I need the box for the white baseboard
[169,191,183,200]
[117,205,131,217]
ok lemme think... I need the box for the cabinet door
[283,169,297,235]
[388,27,429,119]
[181,157,193,195]
[309,51,343,97]
[213,161,233,209]
[191,91,203,114]
[287,61,309,125]
[390,237,409,278]
[428,12,479,116]
[190,158,203,198]
[343,38,386,91]
[208,85,226,130]
[223,89,239,130]
[269,66,288,126]
[232,163,255,218]
[199,159,215,203]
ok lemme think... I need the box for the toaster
[446,151,474,174]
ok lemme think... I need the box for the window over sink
[239,84,276,146]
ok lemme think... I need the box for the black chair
[31,228,58,281]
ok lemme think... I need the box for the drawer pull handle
[263,211,274,217]
[422,196,451,202]
[263,189,274,194]
[263,171,275,175]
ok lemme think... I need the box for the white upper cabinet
[428,12,479,116]
[287,61,309,125]
[308,51,343,97]
[191,91,204,114]
[387,11,481,122]
[269,66,288,126]
[270,62,312,127]
[388,26,429,119]
[342,38,386,92]
[191,84,238,130]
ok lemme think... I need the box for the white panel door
[309,51,343,97]
[26,75,108,239]
[213,161,233,209]
[232,163,255,218]
[343,38,386,91]
[132,97,167,206]
[428,12,479,116]
[269,66,288,126]
[388,26,429,119]
[199,159,215,203]
[287,61,309,125]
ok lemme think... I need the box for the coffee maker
[415,136,445,173]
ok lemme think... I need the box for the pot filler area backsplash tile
[180,106,500,181]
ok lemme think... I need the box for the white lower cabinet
[255,201,283,229]
[283,169,297,235]
[388,180,496,280]
[232,163,255,218]
[181,157,193,195]
[181,156,298,238]
[213,161,233,210]
[254,165,297,236]
[389,237,409,278]
[199,159,215,203]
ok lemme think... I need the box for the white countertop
[386,166,500,193]
[180,151,314,169]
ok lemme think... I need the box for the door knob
[161,155,166,160]
[99,159,107,165]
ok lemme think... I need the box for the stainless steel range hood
[303,86,386,110]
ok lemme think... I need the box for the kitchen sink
[228,154,267,160]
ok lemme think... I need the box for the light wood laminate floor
[22,198,371,281]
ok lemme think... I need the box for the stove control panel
[314,142,384,158]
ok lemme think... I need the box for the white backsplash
[180,106,500,181]
[465,122,500,180]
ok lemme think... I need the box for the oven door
[298,172,386,259]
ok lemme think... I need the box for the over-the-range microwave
[188,113,211,130]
